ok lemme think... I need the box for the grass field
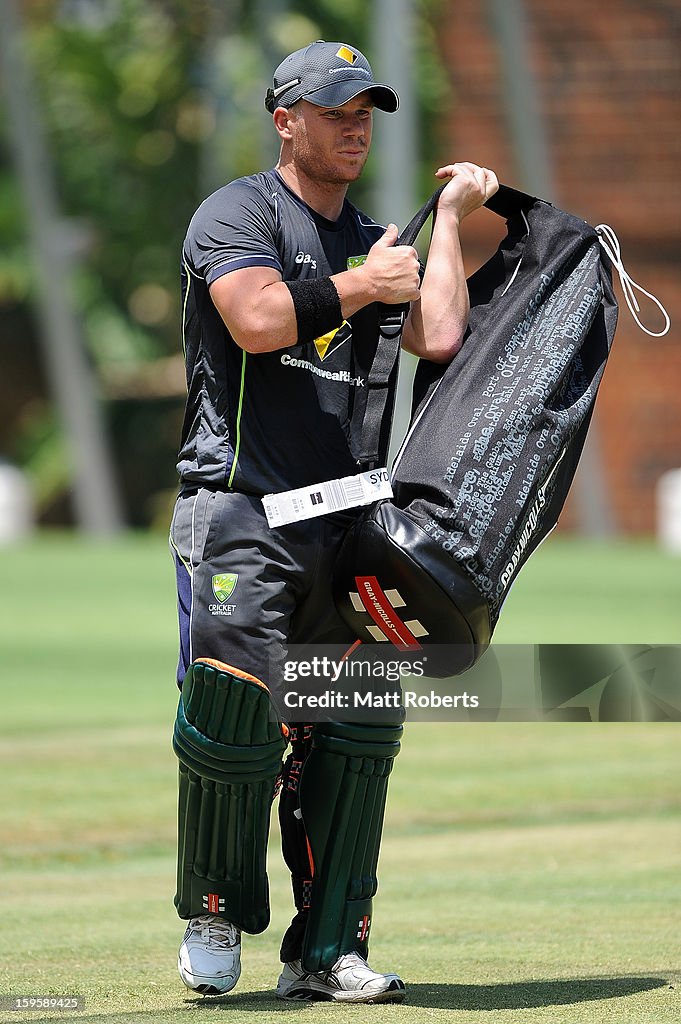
[1,531,679,1024]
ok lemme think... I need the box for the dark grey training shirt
[177,168,395,496]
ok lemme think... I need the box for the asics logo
[295,252,317,269]
[328,67,370,76]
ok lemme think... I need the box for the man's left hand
[434,162,499,222]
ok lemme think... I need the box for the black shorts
[169,489,356,691]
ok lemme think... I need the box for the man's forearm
[212,230,421,354]
[212,271,379,355]
[254,270,379,352]
[401,208,469,364]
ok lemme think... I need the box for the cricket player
[170,39,497,1002]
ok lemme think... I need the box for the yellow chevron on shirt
[314,320,349,361]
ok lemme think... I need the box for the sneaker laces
[338,951,366,965]
[187,915,240,947]
[335,951,371,971]
[595,223,671,337]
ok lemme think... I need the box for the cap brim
[303,81,399,113]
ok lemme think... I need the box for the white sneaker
[177,915,241,995]
[276,951,406,1003]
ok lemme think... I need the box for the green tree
[0,0,446,526]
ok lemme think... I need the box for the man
[170,39,498,1003]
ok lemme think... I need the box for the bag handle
[398,182,535,246]
[396,182,448,247]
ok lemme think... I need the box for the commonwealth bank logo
[313,320,351,361]
[336,46,357,64]
[211,573,238,603]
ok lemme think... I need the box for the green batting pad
[173,659,286,933]
[299,720,402,972]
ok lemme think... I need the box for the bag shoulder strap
[355,184,449,469]
[356,183,533,468]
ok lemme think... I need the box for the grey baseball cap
[265,40,399,113]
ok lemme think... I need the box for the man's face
[285,92,374,185]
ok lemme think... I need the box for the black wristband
[285,277,343,345]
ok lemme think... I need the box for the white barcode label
[262,469,393,528]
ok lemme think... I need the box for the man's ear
[273,106,295,141]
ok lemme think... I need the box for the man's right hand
[362,224,421,304]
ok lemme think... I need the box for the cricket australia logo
[212,573,238,602]
[209,573,239,617]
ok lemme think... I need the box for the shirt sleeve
[183,179,282,285]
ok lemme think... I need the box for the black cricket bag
[332,184,619,676]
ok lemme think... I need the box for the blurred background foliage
[0,0,447,527]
